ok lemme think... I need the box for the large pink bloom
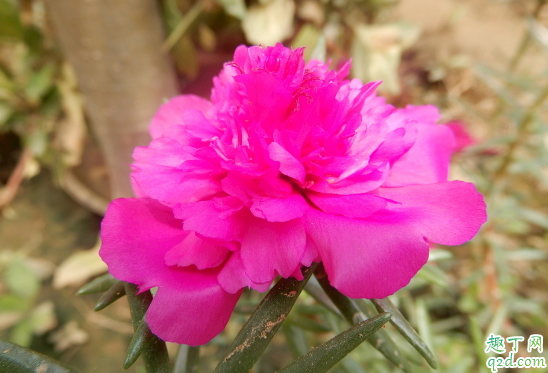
[100,44,487,345]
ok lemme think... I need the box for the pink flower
[100,44,487,345]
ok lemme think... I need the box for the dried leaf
[292,24,321,61]
[216,0,247,20]
[3,258,40,299]
[352,23,420,95]
[48,321,89,352]
[52,240,107,289]
[242,0,295,46]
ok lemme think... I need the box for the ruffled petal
[150,95,212,139]
[250,193,309,222]
[377,181,487,245]
[100,198,185,290]
[304,180,486,299]
[303,208,429,299]
[241,217,306,283]
[100,198,241,345]
[217,250,271,294]
[164,231,230,270]
[174,198,250,242]
[268,142,306,183]
[146,267,242,345]
[132,164,221,205]
[385,123,455,186]
[307,192,387,219]
[182,109,222,141]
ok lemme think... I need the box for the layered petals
[218,250,271,294]
[304,180,486,299]
[146,268,242,345]
[377,181,487,245]
[100,198,186,290]
[100,43,487,346]
[304,208,429,299]
[150,95,212,139]
[241,217,306,283]
[385,123,455,186]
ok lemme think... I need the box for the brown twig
[60,169,109,215]
[0,147,31,209]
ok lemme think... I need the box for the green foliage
[0,251,56,348]
[93,280,126,311]
[213,264,317,373]
[0,337,80,373]
[278,313,392,373]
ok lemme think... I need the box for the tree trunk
[46,0,179,198]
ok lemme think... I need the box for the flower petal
[150,95,212,139]
[241,217,306,283]
[100,198,241,345]
[307,192,388,219]
[164,231,230,270]
[268,142,306,183]
[182,109,222,141]
[304,208,429,299]
[377,181,487,245]
[174,198,250,242]
[217,250,271,294]
[132,164,221,205]
[250,193,309,222]
[100,198,185,290]
[385,123,455,186]
[146,267,242,345]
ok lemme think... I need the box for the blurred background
[0,0,547,372]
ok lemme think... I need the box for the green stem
[490,0,546,122]
[213,264,317,373]
[124,283,171,373]
[162,1,204,52]
[488,83,548,195]
[313,263,413,373]
[508,0,546,72]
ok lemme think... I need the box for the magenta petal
[100,198,186,290]
[377,181,487,245]
[132,164,220,205]
[100,199,241,345]
[268,142,306,183]
[385,123,455,186]
[146,267,242,345]
[250,193,309,222]
[182,110,222,141]
[174,199,249,242]
[164,231,230,270]
[241,217,306,283]
[304,208,430,299]
[307,192,387,219]
[301,237,319,267]
[217,250,271,294]
[149,95,212,139]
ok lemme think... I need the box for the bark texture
[47,0,179,198]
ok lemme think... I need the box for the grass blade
[278,313,392,373]
[213,264,317,373]
[0,337,80,373]
[314,263,413,373]
[372,297,437,369]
